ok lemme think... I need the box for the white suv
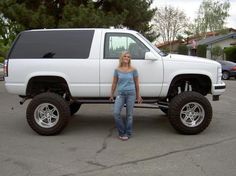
[4,28,225,135]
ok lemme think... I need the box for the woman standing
[109,51,142,141]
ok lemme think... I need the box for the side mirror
[145,51,157,61]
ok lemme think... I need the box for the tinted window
[104,33,149,60]
[9,30,94,59]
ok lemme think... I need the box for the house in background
[156,28,236,59]
[155,40,185,53]
[187,32,236,60]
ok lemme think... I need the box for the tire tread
[168,91,212,135]
[26,92,70,135]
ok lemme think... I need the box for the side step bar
[19,96,169,109]
[75,99,169,109]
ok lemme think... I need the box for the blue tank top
[114,69,138,92]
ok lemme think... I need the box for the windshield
[137,33,168,57]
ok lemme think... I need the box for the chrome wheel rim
[180,102,205,127]
[34,103,59,128]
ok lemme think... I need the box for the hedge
[177,45,188,55]
[196,45,207,58]
[0,57,4,63]
[224,46,236,62]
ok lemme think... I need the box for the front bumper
[212,81,226,101]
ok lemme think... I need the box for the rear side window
[9,30,94,59]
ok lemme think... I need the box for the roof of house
[187,32,236,47]
[155,40,184,48]
[156,28,236,49]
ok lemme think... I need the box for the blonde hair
[118,51,131,68]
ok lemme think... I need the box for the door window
[104,33,149,60]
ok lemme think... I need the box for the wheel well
[26,76,70,98]
[167,74,211,99]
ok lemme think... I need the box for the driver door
[99,32,163,97]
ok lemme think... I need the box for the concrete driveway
[0,80,236,176]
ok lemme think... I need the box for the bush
[0,57,4,63]
[224,46,236,62]
[0,41,11,61]
[177,45,188,55]
[161,47,170,54]
[211,45,223,59]
[196,45,207,58]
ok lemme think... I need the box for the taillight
[231,66,236,71]
[4,59,8,77]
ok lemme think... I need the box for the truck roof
[23,28,137,34]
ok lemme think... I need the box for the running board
[74,99,169,109]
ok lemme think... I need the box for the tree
[153,5,188,52]
[0,0,156,58]
[1,14,24,60]
[194,0,230,37]
[0,0,156,40]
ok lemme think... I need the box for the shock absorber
[184,81,192,91]
[184,81,189,91]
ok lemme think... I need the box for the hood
[168,54,221,66]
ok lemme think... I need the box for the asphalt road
[0,80,236,176]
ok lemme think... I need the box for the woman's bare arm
[134,76,143,104]
[109,76,118,101]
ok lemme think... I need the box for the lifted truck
[4,28,225,135]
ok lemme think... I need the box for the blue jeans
[113,90,136,137]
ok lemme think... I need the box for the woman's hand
[109,96,114,102]
[137,95,143,104]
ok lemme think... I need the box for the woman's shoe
[119,136,129,141]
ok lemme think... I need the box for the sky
[151,0,236,29]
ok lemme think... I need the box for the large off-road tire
[70,101,81,116]
[26,92,70,135]
[168,91,212,135]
